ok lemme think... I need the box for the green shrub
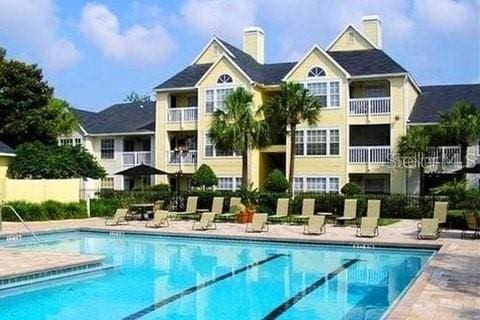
[191,164,218,189]
[2,201,87,221]
[341,182,362,197]
[263,169,289,192]
[89,198,121,217]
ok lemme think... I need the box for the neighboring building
[61,101,156,192]
[0,141,15,201]
[153,15,480,194]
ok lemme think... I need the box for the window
[365,86,388,98]
[101,138,115,159]
[217,74,233,84]
[294,176,340,193]
[205,134,237,157]
[296,129,340,156]
[306,81,341,108]
[187,96,198,107]
[100,177,114,190]
[216,177,241,191]
[307,67,326,78]
[205,87,234,113]
[59,137,82,146]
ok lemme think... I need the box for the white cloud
[0,0,80,70]
[80,3,175,66]
[180,0,256,41]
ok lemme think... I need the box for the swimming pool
[0,231,434,319]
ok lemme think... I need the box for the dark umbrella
[454,163,480,174]
[115,164,169,191]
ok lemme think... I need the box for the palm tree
[263,82,323,193]
[209,87,269,187]
[397,126,431,195]
[438,102,480,167]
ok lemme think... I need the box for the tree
[397,126,431,195]
[263,169,289,192]
[0,49,77,147]
[209,87,270,186]
[263,82,323,193]
[8,142,106,179]
[438,102,480,167]
[124,91,152,103]
[191,164,218,190]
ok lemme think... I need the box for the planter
[237,209,254,224]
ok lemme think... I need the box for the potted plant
[237,184,259,223]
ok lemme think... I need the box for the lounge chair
[208,197,224,216]
[356,217,379,238]
[268,198,289,222]
[145,210,169,228]
[192,212,217,231]
[303,216,326,235]
[246,213,269,232]
[170,196,198,219]
[336,199,357,225]
[146,200,165,217]
[417,218,439,239]
[462,211,480,239]
[433,201,448,226]
[105,209,129,226]
[220,197,243,221]
[292,199,315,223]
[366,200,381,219]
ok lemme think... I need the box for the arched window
[307,67,326,78]
[217,74,233,84]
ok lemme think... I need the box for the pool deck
[0,218,479,319]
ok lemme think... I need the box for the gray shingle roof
[409,84,480,123]
[74,101,155,134]
[328,49,407,76]
[155,64,212,89]
[0,140,14,155]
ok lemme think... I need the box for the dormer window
[307,67,326,78]
[217,74,233,84]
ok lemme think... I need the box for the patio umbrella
[115,164,169,191]
[454,163,480,174]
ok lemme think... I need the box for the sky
[0,0,479,112]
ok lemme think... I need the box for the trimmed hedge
[1,201,87,221]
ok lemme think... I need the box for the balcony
[349,146,391,164]
[122,151,152,167]
[167,107,198,123]
[425,146,462,172]
[167,150,198,165]
[349,97,391,116]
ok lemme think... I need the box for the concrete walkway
[0,218,479,319]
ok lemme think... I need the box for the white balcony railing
[167,150,197,165]
[167,107,198,124]
[349,146,391,164]
[122,151,152,167]
[349,97,391,116]
[426,146,462,171]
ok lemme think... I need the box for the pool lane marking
[122,253,288,320]
[262,258,361,320]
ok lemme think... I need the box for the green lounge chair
[462,211,480,239]
[171,196,198,219]
[105,208,129,226]
[336,199,357,225]
[356,217,379,238]
[366,200,381,219]
[292,199,315,223]
[433,201,448,225]
[220,197,242,220]
[246,213,269,233]
[145,210,169,228]
[192,212,216,231]
[417,218,439,239]
[303,216,326,235]
[268,198,289,222]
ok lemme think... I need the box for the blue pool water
[0,231,434,320]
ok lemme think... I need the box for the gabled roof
[326,24,377,51]
[73,101,155,135]
[409,84,480,124]
[328,49,406,76]
[155,64,212,90]
[0,140,14,156]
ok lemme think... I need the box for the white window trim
[203,132,241,159]
[58,137,83,147]
[204,84,236,114]
[295,127,341,157]
[100,138,115,160]
[215,176,242,191]
[293,175,340,193]
[302,78,341,109]
[306,66,327,79]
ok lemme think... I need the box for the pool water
[0,231,434,320]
